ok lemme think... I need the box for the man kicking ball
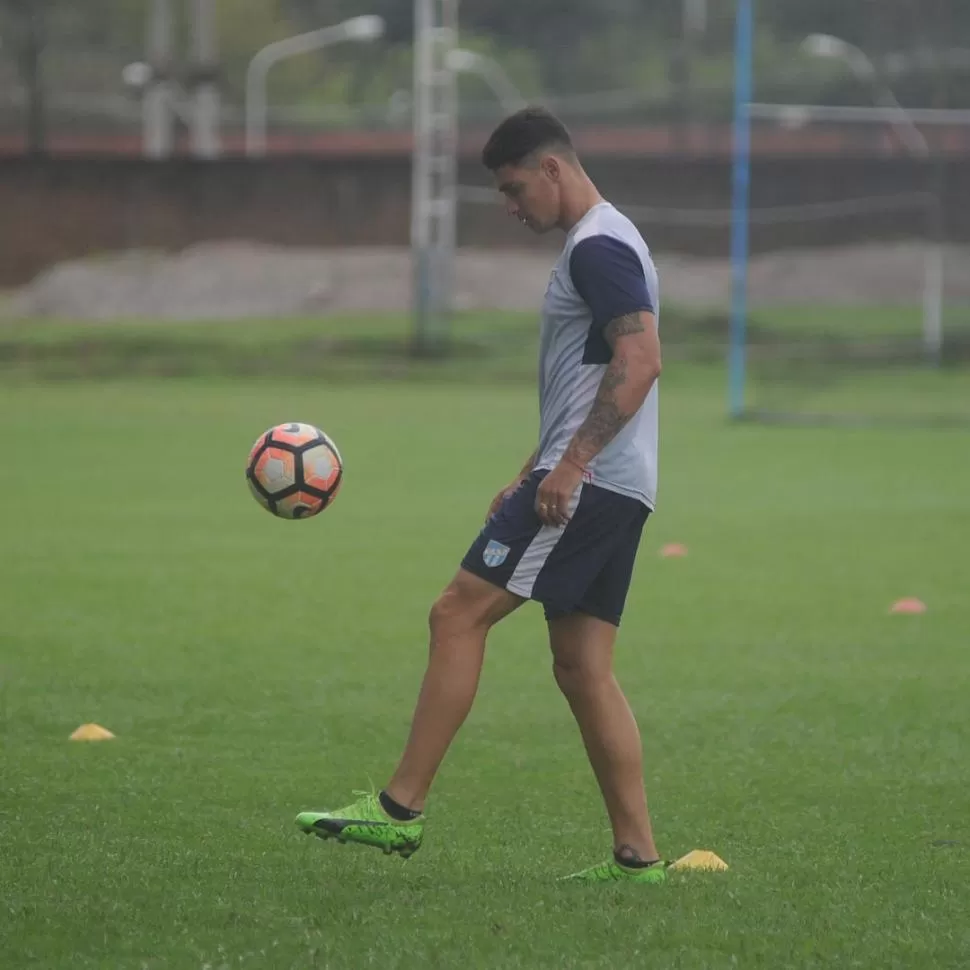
[297,106,665,883]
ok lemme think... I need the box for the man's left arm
[535,235,661,528]
[563,309,661,471]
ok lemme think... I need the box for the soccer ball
[246,422,343,519]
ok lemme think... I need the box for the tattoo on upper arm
[604,311,646,346]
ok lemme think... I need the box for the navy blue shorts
[461,470,650,627]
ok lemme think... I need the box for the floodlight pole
[245,16,385,156]
[189,0,221,158]
[446,49,525,113]
[410,0,459,356]
[144,0,175,158]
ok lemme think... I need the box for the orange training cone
[890,598,926,615]
[661,543,688,558]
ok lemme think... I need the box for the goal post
[729,0,970,425]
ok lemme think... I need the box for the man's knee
[553,655,616,700]
[429,584,467,637]
[550,615,616,697]
[552,656,582,697]
[429,571,519,641]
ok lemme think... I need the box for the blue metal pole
[729,0,754,419]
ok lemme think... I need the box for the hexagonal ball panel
[253,446,296,496]
[301,443,342,493]
[319,430,343,465]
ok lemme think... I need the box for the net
[730,0,970,425]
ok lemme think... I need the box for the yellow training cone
[69,723,115,741]
[670,849,729,871]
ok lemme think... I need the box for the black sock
[379,790,421,821]
[614,849,661,869]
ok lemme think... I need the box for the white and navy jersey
[534,202,660,509]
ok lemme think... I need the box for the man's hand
[535,459,585,528]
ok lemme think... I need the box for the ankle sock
[614,849,661,869]
[379,790,422,821]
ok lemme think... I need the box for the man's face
[493,154,562,234]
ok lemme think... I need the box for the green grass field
[1,313,969,969]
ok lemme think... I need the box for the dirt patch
[5,241,970,320]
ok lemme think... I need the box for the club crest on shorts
[483,539,511,568]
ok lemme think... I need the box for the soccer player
[297,107,665,883]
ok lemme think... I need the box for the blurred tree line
[1,0,969,148]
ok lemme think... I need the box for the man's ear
[540,154,562,182]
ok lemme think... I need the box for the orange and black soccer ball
[246,422,343,520]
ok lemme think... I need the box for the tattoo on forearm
[564,310,658,467]
[566,354,632,463]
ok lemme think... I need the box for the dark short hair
[481,106,575,171]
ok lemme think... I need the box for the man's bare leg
[383,569,523,812]
[296,569,521,854]
[548,611,659,863]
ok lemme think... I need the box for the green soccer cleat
[296,791,424,859]
[563,859,669,884]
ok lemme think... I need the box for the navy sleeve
[568,235,654,332]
